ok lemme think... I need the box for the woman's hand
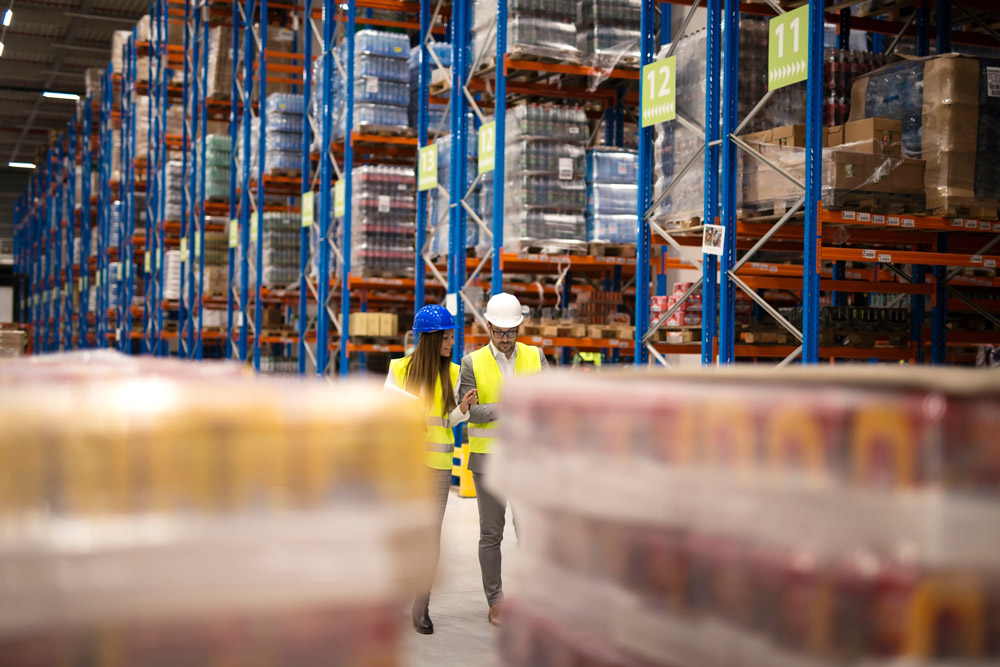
[459,388,478,414]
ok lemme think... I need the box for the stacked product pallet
[204,134,231,202]
[164,160,183,222]
[493,368,1000,666]
[334,31,412,140]
[586,148,638,245]
[340,165,417,278]
[428,118,479,259]
[823,49,887,127]
[201,228,229,332]
[0,352,436,665]
[577,0,640,70]
[259,93,304,177]
[472,0,581,66]
[502,104,589,252]
[409,41,452,133]
[255,211,300,288]
[163,249,181,302]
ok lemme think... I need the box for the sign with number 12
[478,121,496,174]
[769,5,809,89]
[641,56,676,127]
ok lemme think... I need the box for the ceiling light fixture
[8,162,35,169]
[2,9,11,27]
[42,91,80,100]
[0,41,4,57]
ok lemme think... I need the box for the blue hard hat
[413,304,455,333]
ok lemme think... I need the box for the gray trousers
[418,467,452,606]
[472,471,516,607]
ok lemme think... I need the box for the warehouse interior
[2,0,1000,665]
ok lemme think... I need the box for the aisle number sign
[418,145,438,191]
[301,191,314,228]
[144,251,151,273]
[641,56,676,127]
[769,5,809,90]
[478,121,496,174]
[334,180,346,218]
[180,238,188,264]
[250,212,258,244]
[229,219,238,248]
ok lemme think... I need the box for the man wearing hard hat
[459,292,548,627]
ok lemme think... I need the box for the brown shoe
[488,601,503,627]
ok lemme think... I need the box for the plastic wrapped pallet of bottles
[408,41,453,131]
[586,148,638,245]
[492,366,1000,666]
[577,0,640,70]
[234,211,301,289]
[0,351,437,666]
[335,165,417,278]
[472,0,582,67]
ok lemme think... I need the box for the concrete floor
[402,490,515,667]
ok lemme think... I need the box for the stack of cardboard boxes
[741,119,925,210]
[349,312,399,338]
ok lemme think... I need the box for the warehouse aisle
[403,490,514,667]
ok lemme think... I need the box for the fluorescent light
[8,162,35,169]
[0,41,4,57]
[2,10,11,27]
[42,91,80,100]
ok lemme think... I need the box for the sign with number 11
[769,5,809,89]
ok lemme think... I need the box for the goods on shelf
[651,281,751,330]
[349,311,399,337]
[577,0,640,70]
[428,123,481,258]
[0,353,436,665]
[336,165,417,278]
[0,330,26,357]
[499,104,590,251]
[164,160,183,222]
[236,211,300,288]
[135,96,183,160]
[586,148,638,244]
[740,122,926,211]
[163,249,181,301]
[493,368,1000,666]
[409,42,452,132]
[206,26,232,100]
[849,53,1000,217]
[472,0,581,66]
[823,48,888,127]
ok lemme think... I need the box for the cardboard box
[844,118,902,157]
[378,313,398,337]
[824,125,845,148]
[770,124,806,147]
[890,158,927,195]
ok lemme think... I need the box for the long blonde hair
[402,330,456,417]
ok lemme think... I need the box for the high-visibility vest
[389,356,460,471]
[467,342,543,455]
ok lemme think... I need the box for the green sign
[478,121,496,174]
[641,56,676,127]
[418,144,438,192]
[144,251,151,273]
[229,219,238,248]
[301,190,314,228]
[250,212,258,244]
[769,5,809,90]
[194,233,201,259]
[334,180,345,218]
[180,238,189,264]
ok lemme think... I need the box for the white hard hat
[484,292,524,329]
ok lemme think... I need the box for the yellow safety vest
[468,342,543,455]
[389,356,460,471]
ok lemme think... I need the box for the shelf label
[857,212,871,222]
[156,248,162,271]
[334,180,345,217]
[144,251,151,273]
[301,190,314,227]
[250,211,258,244]
[994,223,1000,232]
[377,195,391,213]
[365,76,379,94]
[125,261,130,278]
[966,219,978,229]
[842,211,856,220]
[96,272,100,287]
[558,157,573,180]
[478,120,496,174]
[971,255,983,263]
[180,238,188,263]
[873,215,885,225]
[862,249,876,260]
[702,224,725,257]
[229,218,238,248]
[902,218,915,228]
[985,259,996,268]
[418,144,438,192]
[641,56,676,126]
[542,339,553,346]
[768,5,809,90]
[78,277,83,291]
[877,253,892,263]
[952,218,964,227]
[980,221,991,230]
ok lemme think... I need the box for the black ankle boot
[412,598,433,635]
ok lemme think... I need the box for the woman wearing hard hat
[458,292,548,627]
[384,304,478,635]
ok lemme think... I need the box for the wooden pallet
[264,167,301,179]
[356,124,417,139]
[589,242,637,258]
[508,241,589,257]
[821,190,926,215]
[927,199,1000,221]
[658,215,702,232]
[652,326,701,344]
[352,267,416,280]
[741,328,795,345]
[351,335,400,344]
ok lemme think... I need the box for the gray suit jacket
[459,345,548,473]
